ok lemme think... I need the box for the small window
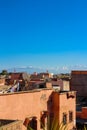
[29,117,37,130]
[69,111,73,122]
[62,113,67,125]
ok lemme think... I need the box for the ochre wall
[0,89,53,130]
[51,91,76,129]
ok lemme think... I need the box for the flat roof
[0,88,54,96]
[71,71,87,74]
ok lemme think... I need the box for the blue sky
[0,0,87,73]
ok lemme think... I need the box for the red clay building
[0,89,76,130]
[51,78,70,91]
[6,72,30,86]
[70,70,87,96]
[30,72,53,81]
[77,107,87,119]
[48,91,76,130]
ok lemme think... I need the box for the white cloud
[6,64,87,74]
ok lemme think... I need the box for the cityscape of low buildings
[0,70,87,129]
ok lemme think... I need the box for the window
[29,117,37,130]
[69,111,73,122]
[62,113,67,125]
